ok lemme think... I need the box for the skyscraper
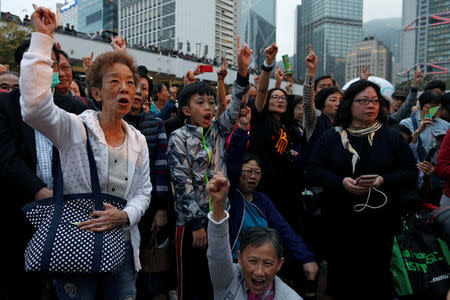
[295,0,363,85]
[346,37,393,83]
[241,0,277,69]
[77,0,118,35]
[119,0,180,51]
[59,0,78,30]
[400,0,450,79]
[56,3,64,27]
[216,0,241,64]
[118,0,240,63]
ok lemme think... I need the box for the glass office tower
[295,0,363,85]
[77,0,118,35]
[119,0,176,50]
[401,0,450,79]
[241,0,277,69]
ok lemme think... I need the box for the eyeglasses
[270,95,287,102]
[354,98,381,105]
[242,169,262,176]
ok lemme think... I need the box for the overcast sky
[3,0,403,56]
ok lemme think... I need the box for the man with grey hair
[206,172,302,300]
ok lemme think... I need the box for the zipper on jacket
[232,189,268,251]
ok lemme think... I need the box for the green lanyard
[202,127,212,212]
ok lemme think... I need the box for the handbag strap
[50,122,103,198]
[41,122,106,273]
[42,151,64,271]
[82,123,104,210]
[52,149,63,205]
[81,123,106,273]
[51,123,104,209]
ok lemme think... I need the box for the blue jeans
[53,242,136,300]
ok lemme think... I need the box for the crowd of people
[2,11,279,80]
[1,5,450,300]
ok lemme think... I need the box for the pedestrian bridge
[1,19,303,94]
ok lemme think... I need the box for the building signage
[60,0,77,12]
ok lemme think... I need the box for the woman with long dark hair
[249,43,301,224]
[309,80,418,299]
[248,43,311,293]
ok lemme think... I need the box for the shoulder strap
[82,122,103,210]
[50,124,102,204]
[75,95,88,107]
[52,150,64,205]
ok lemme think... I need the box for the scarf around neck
[335,121,382,173]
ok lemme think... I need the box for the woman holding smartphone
[309,80,418,300]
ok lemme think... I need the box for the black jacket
[309,125,418,234]
[0,89,87,200]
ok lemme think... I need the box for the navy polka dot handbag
[22,124,127,274]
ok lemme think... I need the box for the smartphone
[282,55,293,75]
[425,106,439,119]
[356,174,378,185]
[199,65,213,73]
[424,147,437,162]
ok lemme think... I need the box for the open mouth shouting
[204,112,212,125]
[249,277,267,293]
[247,180,257,189]
[252,278,265,287]
[118,97,131,107]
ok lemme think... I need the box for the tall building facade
[118,0,240,63]
[346,37,393,83]
[241,0,276,69]
[77,0,118,35]
[294,0,363,85]
[59,0,78,29]
[56,3,64,27]
[400,0,450,79]
[216,0,241,64]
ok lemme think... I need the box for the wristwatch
[261,59,273,72]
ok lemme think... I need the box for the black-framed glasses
[270,95,287,102]
[354,98,381,105]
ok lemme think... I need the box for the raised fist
[31,4,56,36]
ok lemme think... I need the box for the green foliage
[0,22,31,71]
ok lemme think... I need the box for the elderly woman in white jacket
[20,6,151,300]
